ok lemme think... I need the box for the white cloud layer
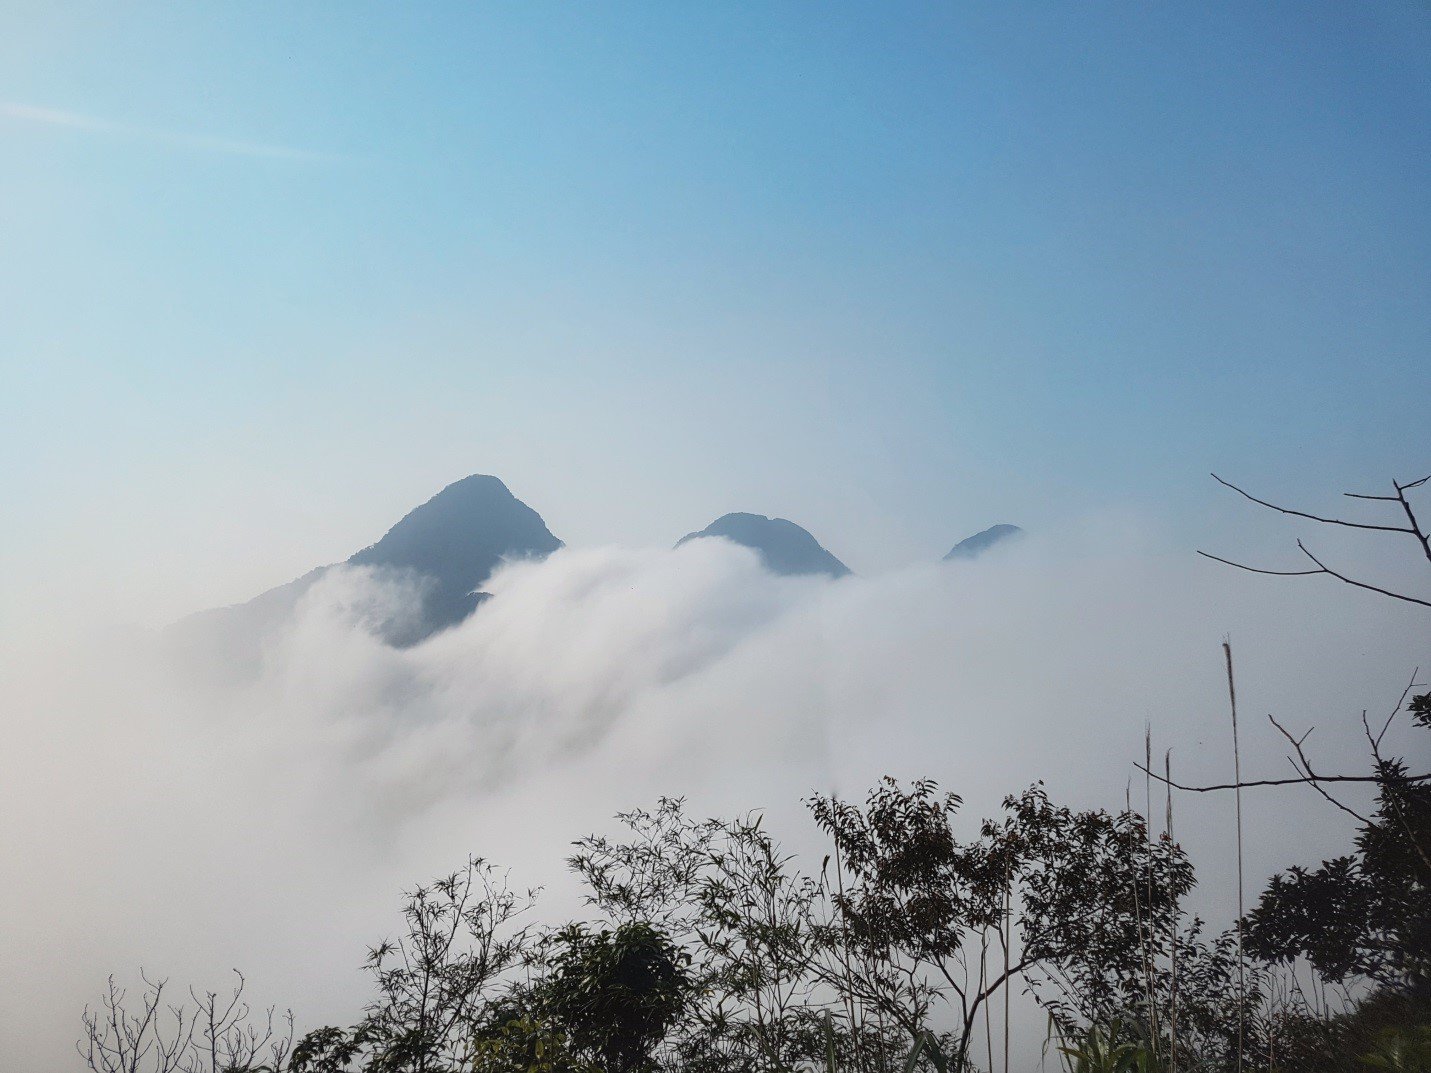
[1,524,1424,1071]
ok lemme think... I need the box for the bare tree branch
[1139,671,1429,800]
[1294,541,1431,608]
[1266,714,1369,825]
[1195,551,1323,577]
[79,970,290,1073]
[1373,670,1422,750]
[1135,766,1430,793]
[1392,477,1431,566]
[1201,471,1431,608]
[1400,473,1431,491]
[1209,473,1414,534]
[1195,545,1431,607]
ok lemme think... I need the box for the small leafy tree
[291,859,535,1073]
[1247,692,1429,996]
[808,777,998,1064]
[809,779,1223,1071]
[570,800,825,1072]
[541,922,691,1073]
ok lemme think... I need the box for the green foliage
[1053,1019,1164,1073]
[290,860,535,1073]
[573,781,1182,1071]
[810,778,1222,1070]
[1254,988,1431,1073]
[541,922,691,1073]
[819,1012,951,1073]
[88,684,1431,1073]
[1247,693,1430,993]
[570,800,828,1071]
[465,1013,591,1073]
[1361,1026,1431,1072]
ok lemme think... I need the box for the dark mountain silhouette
[175,475,562,655]
[347,474,562,636]
[676,513,851,578]
[942,523,1023,561]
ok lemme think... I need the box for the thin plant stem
[1224,640,1246,1073]
[1126,781,1158,1055]
[982,930,994,1073]
[1003,867,1011,1073]
[1145,726,1160,1061]
[833,839,862,1073]
[1166,749,1178,1073]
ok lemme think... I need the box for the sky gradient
[2,10,1429,1068]
[2,2,1428,627]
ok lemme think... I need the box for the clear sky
[2,2,1428,625]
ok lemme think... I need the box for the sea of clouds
[2,523,1424,1071]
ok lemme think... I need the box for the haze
[1,5,1427,1072]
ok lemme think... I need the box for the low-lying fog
[2,522,1424,1071]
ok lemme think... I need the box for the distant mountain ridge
[176,475,562,651]
[677,512,851,578]
[175,477,1025,673]
[943,523,1023,561]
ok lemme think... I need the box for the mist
[1,519,1424,1072]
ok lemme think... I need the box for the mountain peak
[177,475,562,659]
[943,523,1023,562]
[677,512,851,578]
[350,474,558,573]
[344,474,561,636]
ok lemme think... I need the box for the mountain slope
[176,475,562,653]
[677,512,851,578]
[943,523,1023,561]
[348,474,563,635]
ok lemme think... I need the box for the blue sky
[2,2,1428,621]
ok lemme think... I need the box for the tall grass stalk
[1126,778,1158,1063]
[1223,639,1246,1073]
[822,1016,950,1073]
[1144,727,1161,1064]
[1164,749,1178,1073]
[831,838,864,1073]
[981,930,994,1073]
[1003,868,1011,1073]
